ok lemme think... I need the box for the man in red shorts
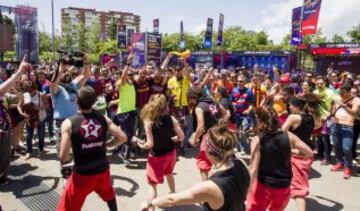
[58,86,127,211]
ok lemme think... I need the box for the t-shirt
[86,76,104,96]
[219,98,236,123]
[134,79,151,109]
[167,77,190,108]
[230,87,255,115]
[52,81,80,120]
[117,83,136,114]
[149,77,167,95]
[313,87,336,119]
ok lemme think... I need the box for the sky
[1,0,359,44]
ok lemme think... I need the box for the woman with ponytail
[281,94,326,211]
[247,105,313,211]
[141,123,250,211]
[137,94,185,211]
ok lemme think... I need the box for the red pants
[247,179,290,211]
[147,149,177,184]
[57,169,115,211]
[290,155,313,198]
[196,136,212,172]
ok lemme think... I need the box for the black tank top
[258,131,292,188]
[69,111,109,175]
[290,114,315,149]
[151,114,176,156]
[204,160,250,211]
[193,101,218,133]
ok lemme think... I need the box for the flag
[291,7,302,45]
[117,25,126,49]
[217,14,224,46]
[301,0,322,35]
[179,21,185,50]
[203,18,213,49]
[127,29,135,51]
[153,19,159,34]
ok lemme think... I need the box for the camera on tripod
[58,50,85,68]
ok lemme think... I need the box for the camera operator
[50,52,91,181]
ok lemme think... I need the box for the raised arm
[199,68,214,88]
[0,57,29,96]
[50,62,65,95]
[117,53,134,88]
[72,55,91,87]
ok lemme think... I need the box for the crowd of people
[0,51,360,211]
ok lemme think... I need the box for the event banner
[217,14,224,46]
[127,29,135,51]
[179,21,185,50]
[153,19,159,34]
[131,33,146,68]
[117,25,126,49]
[301,0,322,35]
[203,18,213,49]
[15,6,39,63]
[147,33,162,67]
[291,7,302,45]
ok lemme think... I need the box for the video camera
[57,50,85,68]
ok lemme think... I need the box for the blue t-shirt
[52,81,80,120]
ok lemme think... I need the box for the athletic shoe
[61,178,68,189]
[343,167,351,179]
[320,158,330,165]
[331,163,344,172]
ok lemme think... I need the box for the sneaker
[61,178,68,189]
[23,153,32,160]
[344,167,351,179]
[331,163,344,172]
[321,158,330,165]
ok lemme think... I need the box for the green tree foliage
[107,18,118,40]
[77,21,88,52]
[61,18,74,50]
[347,24,360,43]
[87,19,101,54]
[39,32,52,54]
[331,34,345,43]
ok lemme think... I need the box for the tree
[107,18,118,40]
[347,24,360,43]
[77,21,88,52]
[61,18,74,50]
[331,34,345,43]
[87,18,101,54]
[39,32,52,54]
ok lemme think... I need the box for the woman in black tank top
[137,94,185,210]
[248,106,313,211]
[282,94,325,211]
[140,124,250,211]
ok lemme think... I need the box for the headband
[205,134,223,158]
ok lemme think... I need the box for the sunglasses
[237,80,245,83]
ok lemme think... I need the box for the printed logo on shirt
[79,119,103,141]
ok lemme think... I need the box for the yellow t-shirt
[167,77,190,108]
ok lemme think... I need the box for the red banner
[301,0,322,35]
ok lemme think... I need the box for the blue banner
[127,29,135,51]
[15,6,39,63]
[147,33,162,67]
[179,21,185,50]
[117,25,126,49]
[203,18,213,49]
[131,33,146,68]
[291,7,302,45]
[217,14,224,46]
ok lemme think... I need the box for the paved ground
[1,139,360,211]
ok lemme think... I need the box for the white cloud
[192,23,206,34]
[259,0,360,44]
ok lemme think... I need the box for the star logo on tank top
[80,119,103,141]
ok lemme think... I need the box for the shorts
[228,121,238,133]
[196,136,212,172]
[57,168,115,211]
[147,149,176,184]
[290,155,313,198]
[247,179,290,211]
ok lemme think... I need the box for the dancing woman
[247,105,313,211]
[282,94,326,211]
